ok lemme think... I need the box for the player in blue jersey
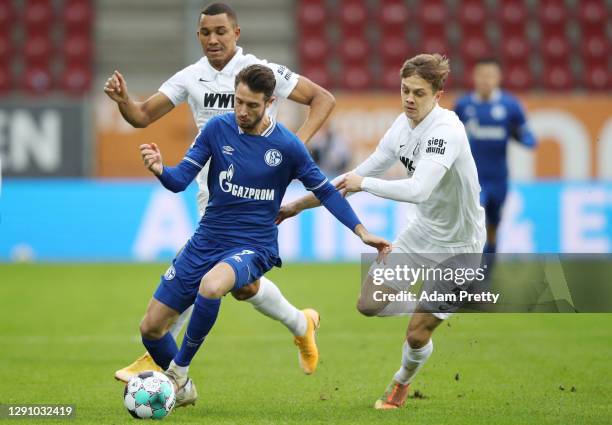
[454,58,536,257]
[108,4,336,382]
[137,65,391,406]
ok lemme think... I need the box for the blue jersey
[454,90,536,188]
[156,113,360,260]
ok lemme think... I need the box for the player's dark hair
[235,65,276,100]
[400,53,450,92]
[201,3,238,27]
[475,57,501,67]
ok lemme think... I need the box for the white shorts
[370,228,485,320]
[196,190,209,218]
[394,226,485,259]
[195,160,211,217]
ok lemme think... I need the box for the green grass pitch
[1,263,611,424]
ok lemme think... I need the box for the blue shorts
[480,184,508,226]
[153,236,278,313]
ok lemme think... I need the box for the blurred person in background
[454,58,537,261]
[104,2,335,384]
[309,123,351,178]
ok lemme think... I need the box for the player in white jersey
[277,54,486,409]
[104,3,335,383]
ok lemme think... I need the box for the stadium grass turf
[1,263,611,424]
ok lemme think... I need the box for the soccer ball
[123,371,176,419]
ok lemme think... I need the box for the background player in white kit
[277,54,486,409]
[104,3,335,381]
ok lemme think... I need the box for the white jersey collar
[409,104,442,137]
[202,46,245,78]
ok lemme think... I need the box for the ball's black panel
[127,408,142,419]
[138,371,154,379]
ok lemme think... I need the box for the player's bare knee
[199,277,227,299]
[406,331,430,349]
[199,284,225,299]
[356,296,382,317]
[139,318,165,340]
[199,263,235,299]
[198,275,219,298]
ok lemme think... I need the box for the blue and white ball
[124,371,175,419]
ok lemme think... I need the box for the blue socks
[174,294,221,367]
[142,332,178,370]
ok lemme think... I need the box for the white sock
[169,304,194,340]
[393,339,434,385]
[245,276,307,336]
[168,360,188,377]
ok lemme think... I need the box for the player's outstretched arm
[139,142,202,193]
[276,119,401,225]
[312,181,392,259]
[288,76,335,144]
[309,179,389,238]
[510,99,537,148]
[275,194,320,225]
[512,124,537,148]
[354,224,392,263]
[292,149,392,256]
[312,184,392,257]
[104,70,174,128]
[275,174,349,225]
[339,159,447,204]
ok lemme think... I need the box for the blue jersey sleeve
[509,97,527,128]
[292,140,361,232]
[453,96,467,121]
[157,118,215,192]
[509,98,536,148]
[157,161,201,193]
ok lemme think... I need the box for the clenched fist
[104,70,129,104]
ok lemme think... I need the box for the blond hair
[400,53,450,92]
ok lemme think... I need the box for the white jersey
[158,46,299,214]
[356,105,486,247]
